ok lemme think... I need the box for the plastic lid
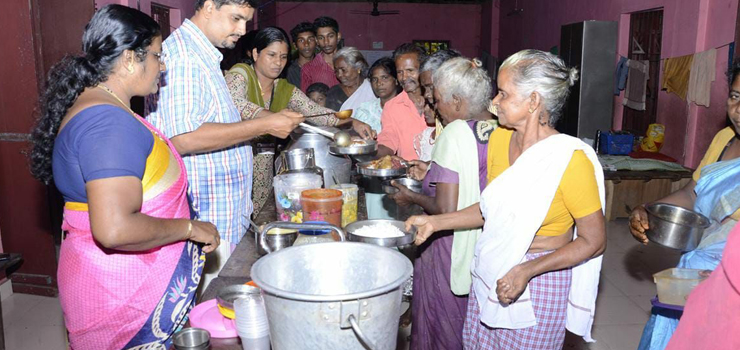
[300,189,343,201]
[298,221,332,235]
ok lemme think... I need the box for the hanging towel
[471,134,605,342]
[623,60,649,110]
[662,54,693,100]
[688,49,717,107]
[614,56,629,95]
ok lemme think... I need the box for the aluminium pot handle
[260,222,346,253]
[348,314,375,350]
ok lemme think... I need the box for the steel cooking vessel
[645,203,711,251]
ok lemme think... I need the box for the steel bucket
[251,242,412,350]
[645,203,711,251]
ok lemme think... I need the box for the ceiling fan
[350,0,400,17]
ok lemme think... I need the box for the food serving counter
[195,186,368,349]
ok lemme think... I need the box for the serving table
[197,187,368,349]
[603,169,692,221]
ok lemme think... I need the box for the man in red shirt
[377,43,429,160]
[300,16,341,92]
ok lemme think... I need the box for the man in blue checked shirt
[146,0,304,291]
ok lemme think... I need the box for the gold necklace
[97,84,136,115]
[97,84,163,141]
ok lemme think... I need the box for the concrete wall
[498,0,738,168]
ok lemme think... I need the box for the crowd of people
[25,0,740,349]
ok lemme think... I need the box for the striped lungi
[462,250,572,350]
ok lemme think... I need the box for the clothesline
[619,41,733,62]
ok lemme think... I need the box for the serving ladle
[298,122,352,147]
[303,109,353,120]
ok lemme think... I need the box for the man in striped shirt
[300,16,342,92]
[146,0,303,290]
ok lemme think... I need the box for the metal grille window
[622,8,664,134]
[151,3,171,39]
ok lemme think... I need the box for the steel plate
[345,219,416,248]
[329,139,378,155]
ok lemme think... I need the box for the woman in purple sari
[389,56,495,350]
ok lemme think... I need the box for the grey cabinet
[558,21,618,139]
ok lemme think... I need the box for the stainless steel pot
[259,221,345,254]
[281,148,316,171]
[288,129,352,187]
[645,203,711,251]
[251,242,412,350]
[255,227,299,256]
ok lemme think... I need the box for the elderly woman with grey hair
[405,50,606,350]
[325,46,375,112]
[388,56,496,350]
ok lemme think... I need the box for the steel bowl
[346,219,416,248]
[329,139,378,155]
[382,177,422,194]
[357,160,408,177]
[216,284,261,319]
[645,203,711,251]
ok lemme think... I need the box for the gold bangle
[186,220,193,239]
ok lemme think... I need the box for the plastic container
[273,173,323,223]
[599,131,635,155]
[292,221,338,246]
[330,184,359,227]
[300,189,343,227]
[653,268,708,306]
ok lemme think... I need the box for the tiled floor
[563,218,681,350]
[2,218,678,349]
[2,293,67,349]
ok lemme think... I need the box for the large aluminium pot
[287,128,351,187]
[251,242,412,350]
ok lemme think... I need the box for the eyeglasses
[150,51,166,64]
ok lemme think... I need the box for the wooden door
[0,0,94,296]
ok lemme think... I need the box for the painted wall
[273,1,482,58]
[498,0,738,168]
[480,0,500,58]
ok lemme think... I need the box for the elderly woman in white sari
[326,47,376,111]
[405,49,606,350]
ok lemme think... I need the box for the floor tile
[594,296,651,326]
[18,296,65,327]
[627,294,655,314]
[5,324,67,350]
[597,275,625,297]
[563,330,613,350]
[592,324,645,350]
[1,293,40,320]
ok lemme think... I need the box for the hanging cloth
[662,54,693,100]
[623,60,650,110]
[687,49,717,107]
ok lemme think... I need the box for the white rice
[353,222,405,238]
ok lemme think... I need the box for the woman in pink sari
[30,5,219,349]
